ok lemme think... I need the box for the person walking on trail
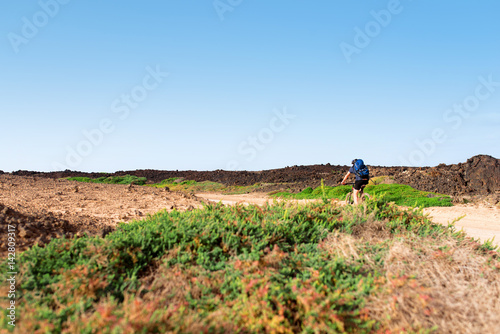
[341,159,370,205]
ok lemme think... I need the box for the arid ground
[0,175,202,254]
[1,154,499,254]
[1,170,498,256]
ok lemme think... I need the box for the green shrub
[301,187,313,194]
[366,184,452,207]
[272,184,452,208]
[64,176,94,183]
[3,199,463,333]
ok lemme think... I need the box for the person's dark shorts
[354,179,369,190]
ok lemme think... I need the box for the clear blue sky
[1,0,499,172]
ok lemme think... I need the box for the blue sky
[1,0,499,172]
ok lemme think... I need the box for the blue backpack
[353,159,369,178]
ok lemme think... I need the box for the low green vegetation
[146,178,225,192]
[65,175,147,185]
[366,184,452,207]
[4,198,490,333]
[272,183,453,208]
[147,178,261,194]
[65,175,262,195]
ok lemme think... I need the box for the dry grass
[318,213,500,334]
[367,238,500,333]
[318,218,392,278]
[320,231,364,262]
[351,219,392,242]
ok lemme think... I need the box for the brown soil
[0,175,202,254]
[10,155,500,197]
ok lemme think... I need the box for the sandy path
[196,193,500,246]
[423,205,500,246]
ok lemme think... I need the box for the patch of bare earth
[0,175,202,254]
[424,204,500,246]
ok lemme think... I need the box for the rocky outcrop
[387,155,499,196]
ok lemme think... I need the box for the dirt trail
[423,205,500,246]
[196,193,500,246]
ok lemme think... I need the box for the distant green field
[272,183,453,208]
[147,178,260,194]
[66,175,261,194]
[65,175,147,185]
[147,178,226,192]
